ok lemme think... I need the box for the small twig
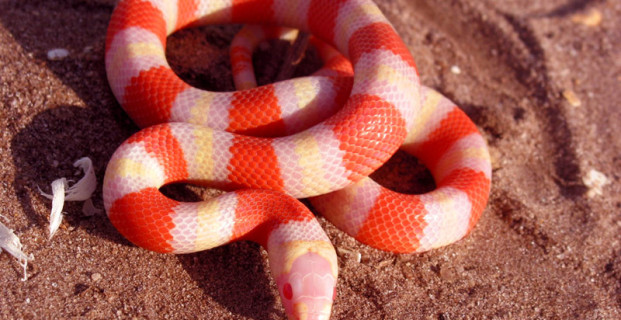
[275,31,311,82]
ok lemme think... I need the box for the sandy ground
[1,0,620,319]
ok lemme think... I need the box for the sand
[0,0,620,319]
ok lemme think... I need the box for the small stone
[91,272,102,282]
[562,89,581,107]
[583,169,609,198]
[47,48,69,60]
[450,65,461,74]
[571,9,603,27]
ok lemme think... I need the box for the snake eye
[283,283,293,300]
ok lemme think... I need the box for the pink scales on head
[276,252,336,320]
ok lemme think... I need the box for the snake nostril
[283,282,293,300]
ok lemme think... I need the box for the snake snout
[276,252,337,320]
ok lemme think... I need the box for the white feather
[0,220,34,281]
[40,157,99,239]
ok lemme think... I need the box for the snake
[102,1,492,319]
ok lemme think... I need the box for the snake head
[276,251,337,320]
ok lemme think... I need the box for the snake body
[103,1,491,319]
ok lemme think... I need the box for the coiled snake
[103,1,491,319]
